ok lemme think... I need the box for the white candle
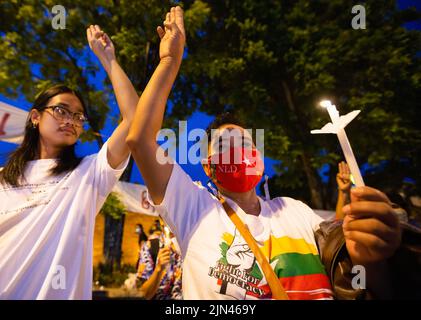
[319,100,365,187]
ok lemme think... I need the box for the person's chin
[56,137,78,147]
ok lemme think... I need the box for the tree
[175,0,421,209]
[100,192,126,268]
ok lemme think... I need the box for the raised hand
[156,247,171,272]
[342,186,401,265]
[86,25,116,72]
[337,161,351,192]
[156,6,186,65]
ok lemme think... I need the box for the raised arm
[335,161,351,219]
[126,6,186,204]
[87,25,138,168]
[138,246,171,299]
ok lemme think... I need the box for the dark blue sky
[0,87,280,193]
[0,0,419,194]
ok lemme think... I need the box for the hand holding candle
[311,100,365,187]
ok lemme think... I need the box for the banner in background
[0,101,28,144]
[112,181,158,216]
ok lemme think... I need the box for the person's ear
[203,162,222,191]
[30,110,41,126]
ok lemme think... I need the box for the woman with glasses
[0,25,137,299]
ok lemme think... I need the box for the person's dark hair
[205,112,247,145]
[0,84,87,187]
[136,224,147,244]
[149,225,162,235]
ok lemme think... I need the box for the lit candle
[164,226,172,246]
[316,100,365,187]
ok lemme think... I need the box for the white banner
[112,181,158,216]
[313,209,335,221]
[0,101,28,144]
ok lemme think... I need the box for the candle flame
[164,226,171,238]
[319,100,333,108]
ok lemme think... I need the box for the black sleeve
[314,220,368,300]
[315,220,421,300]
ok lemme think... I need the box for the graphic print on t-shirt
[0,172,70,217]
[208,230,267,299]
[208,230,334,300]
[0,141,130,299]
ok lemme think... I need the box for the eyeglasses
[44,105,88,127]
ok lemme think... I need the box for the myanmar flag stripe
[254,274,333,300]
[286,291,333,300]
[271,252,327,278]
[280,273,332,292]
[262,236,319,257]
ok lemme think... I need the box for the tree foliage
[101,192,126,220]
[176,0,421,208]
[1,0,420,212]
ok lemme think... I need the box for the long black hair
[0,85,87,187]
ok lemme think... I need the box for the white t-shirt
[149,163,334,300]
[0,141,129,300]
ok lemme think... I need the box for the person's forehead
[209,125,254,148]
[214,124,253,140]
[49,93,84,113]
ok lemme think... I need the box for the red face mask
[207,147,264,193]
